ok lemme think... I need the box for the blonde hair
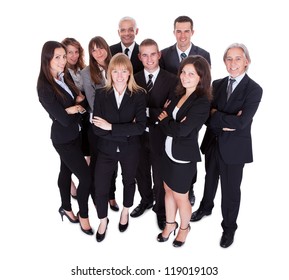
[105,53,145,94]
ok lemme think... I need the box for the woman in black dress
[157,55,212,247]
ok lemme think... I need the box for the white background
[1,0,288,279]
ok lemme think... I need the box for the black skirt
[162,153,196,194]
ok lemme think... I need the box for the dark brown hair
[175,55,212,101]
[88,36,112,85]
[37,41,80,99]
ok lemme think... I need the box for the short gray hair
[223,43,251,70]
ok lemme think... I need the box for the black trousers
[199,140,244,234]
[94,148,140,219]
[136,132,165,216]
[53,135,91,218]
[88,124,118,204]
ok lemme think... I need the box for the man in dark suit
[131,39,178,230]
[190,43,263,248]
[159,15,211,206]
[110,16,144,74]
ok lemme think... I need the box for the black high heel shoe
[58,207,79,223]
[96,218,109,242]
[172,224,191,247]
[157,221,179,242]
[77,212,94,235]
[119,213,129,232]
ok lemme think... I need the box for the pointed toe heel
[58,207,79,223]
[96,219,109,242]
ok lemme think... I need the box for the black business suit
[66,71,90,156]
[110,42,144,74]
[134,68,178,217]
[160,43,211,75]
[38,78,91,218]
[160,93,210,193]
[92,87,146,219]
[159,43,211,197]
[199,74,263,234]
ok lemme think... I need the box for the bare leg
[174,190,191,242]
[161,182,178,237]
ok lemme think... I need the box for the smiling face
[180,63,200,92]
[118,19,138,47]
[111,65,130,88]
[91,43,108,66]
[50,47,66,78]
[66,44,79,67]
[174,21,194,51]
[138,44,161,72]
[224,47,249,78]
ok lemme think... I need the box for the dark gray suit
[199,74,263,234]
[160,43,211,75]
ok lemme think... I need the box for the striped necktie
[180,53,187,60]
[147,74,154,92]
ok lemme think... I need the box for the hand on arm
[65,105,85,114]
[158,110,168,121]
[222,110,242,131]
[163,99,171,109]
[92,116,112,131]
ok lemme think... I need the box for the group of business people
[37,15,262,248]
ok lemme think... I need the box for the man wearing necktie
[132,39,178,230]
[159,15,211,207]
[110,16,144,74]
[191,43,263,248]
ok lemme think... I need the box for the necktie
[147,74,154,92]
[227,78,236,100]
[180,53,187,60]
[124,48,129,56]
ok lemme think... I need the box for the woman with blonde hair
[91,53,146,242]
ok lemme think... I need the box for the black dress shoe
[157,215,166,230]
[109,200,119,212]
[130,202,153,218]
[188,188,196,206]
[96,219,109,242]
[190,209,212,222]
[119,214,129,232]
[220,232,234,248]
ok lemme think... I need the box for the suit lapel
[118,89,131,111]
[226,74,249,106]
[107,88,119,111]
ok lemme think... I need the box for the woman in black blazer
[91,53,146,242]
[157,55,212,247]
[37,41,93,236]
[61,37,89,200]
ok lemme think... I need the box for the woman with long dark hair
[37,41,93,236]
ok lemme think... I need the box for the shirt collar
[144,67,160,82]
[121,42,135,53]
